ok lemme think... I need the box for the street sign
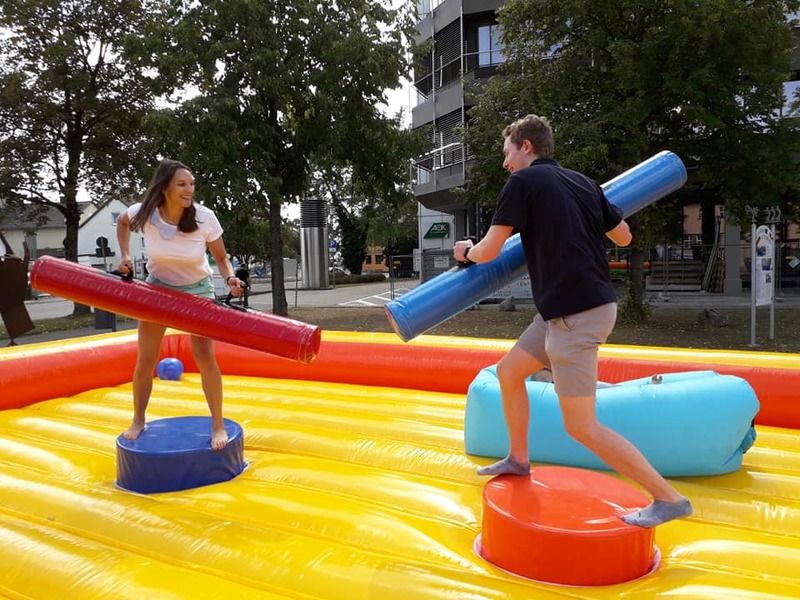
[754,225,774,307]
[424,222,450,239]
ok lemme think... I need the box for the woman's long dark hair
[129,159,199,233]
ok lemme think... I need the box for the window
[781,80,800,118]
[683,234,701,248]
[111,212,121,225]
[477,25,505,67]
[417,0,446,19]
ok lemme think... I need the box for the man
[226,264,250,307]
[454,115,691,528]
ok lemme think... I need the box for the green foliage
[329,272,387,285]
[468,1,800,204]
[216,204,271,268]
[463,0,800,320]
[383,232,417,258]
[307,156,420,276]
[366,192,418,254]
[282,219,301,260]
[127,0,420,314]
[0,0,158,317]
[0,0,156,260]
[333,200,369,275]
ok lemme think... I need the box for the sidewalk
[645,288,800,309]
[10,277,399,346]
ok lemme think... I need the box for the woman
[117,158,242,450]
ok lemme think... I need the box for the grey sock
[532,368,554,383]
[476,456,530,476]
[621,498,693,528]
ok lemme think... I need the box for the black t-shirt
[491,158,622,320]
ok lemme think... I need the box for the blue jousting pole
[385,151,687,342]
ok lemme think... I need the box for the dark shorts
[516,302,617,396]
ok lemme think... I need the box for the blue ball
[157,357,184,381]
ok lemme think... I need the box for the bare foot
[211,426,229,451]
[122,421,146,440]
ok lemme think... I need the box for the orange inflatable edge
[1,331,799,429]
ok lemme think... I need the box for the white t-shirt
[128,203,223,286]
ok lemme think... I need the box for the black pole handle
[109,269,134,281]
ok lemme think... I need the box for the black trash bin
[94,308,117,331]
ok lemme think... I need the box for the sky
[381,78,413,126]
[379,0,414,126]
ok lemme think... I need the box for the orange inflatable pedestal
[477,466,657,586]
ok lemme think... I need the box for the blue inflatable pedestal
[116,416,246,494]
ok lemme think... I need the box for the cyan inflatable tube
[385,151,687,342]
[464,370,759,477]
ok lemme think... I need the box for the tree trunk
[63,166,91,317]
[269,193,288,316]
[618,215,649,323]
[63,123,91,316]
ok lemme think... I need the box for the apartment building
[411,1,800,291]
[412,0,505,242]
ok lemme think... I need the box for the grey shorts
[516,302,617,397]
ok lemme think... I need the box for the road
[26,273,800,322]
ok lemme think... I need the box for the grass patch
[0,314,138,341]
[4,302,800,354]
[0,315,94,340]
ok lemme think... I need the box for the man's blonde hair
[502,114,554,158]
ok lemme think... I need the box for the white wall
[417,205,456,251]
[78,199,144,271]
[2,229,63,259]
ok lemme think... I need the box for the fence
[613,241,800,293]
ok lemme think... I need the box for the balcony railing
[417,0,447,20]
[414,142,468,185]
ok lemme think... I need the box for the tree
[366,185,419,256]
[0,0,157,315]
[307,157,420,275]
[282,219,301,260]
[216,203,271,269]
[307,168,369,276]
[128,0,421,315]
[463,0,800,320]
[333,201,369,275]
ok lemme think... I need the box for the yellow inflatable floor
[2,367,800,599]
